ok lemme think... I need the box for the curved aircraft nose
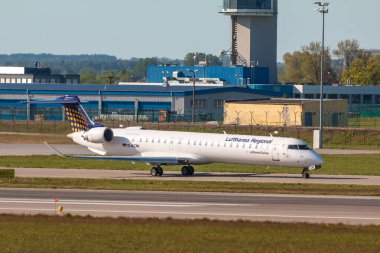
[313,152,324,166]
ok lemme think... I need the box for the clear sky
[0,0,379,62]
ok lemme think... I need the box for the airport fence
[0,119,379,149]
[1,106,380,129]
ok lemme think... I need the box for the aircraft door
[272,145,280,161]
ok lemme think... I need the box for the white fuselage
[69,127,323,169]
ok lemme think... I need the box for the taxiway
[0,188,379,225]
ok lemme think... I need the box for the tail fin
[27,95,103,132]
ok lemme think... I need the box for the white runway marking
[1,190,380,225]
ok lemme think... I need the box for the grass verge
[1,177,380,196]
[0,133,71,144]
[1,154,380,176]
[0,214,379,253]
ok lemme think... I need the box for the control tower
[220,0,278,83]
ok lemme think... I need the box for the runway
[12,167,380,185]
[0,188,379,225]
[1,143,380,156]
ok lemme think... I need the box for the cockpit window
[298,145,311,150]
[288,145,312,150]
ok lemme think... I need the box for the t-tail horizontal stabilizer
[25,95,103,132]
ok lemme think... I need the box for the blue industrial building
[248,84,294,98]
[0,83,280,122]
[147,66,270,85]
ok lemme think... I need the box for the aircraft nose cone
[314,153,324,165]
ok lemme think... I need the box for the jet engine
[82,127,113,143]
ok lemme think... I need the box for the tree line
[280,39,380,85]
[0,52,221,84]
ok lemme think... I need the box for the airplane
[28,95,323,179]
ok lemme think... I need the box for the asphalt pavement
[11,167,380,185]
[0,188,379,225]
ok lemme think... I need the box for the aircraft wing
[66,155,190,165]
[44,142,191,165]
[44,142,190,164]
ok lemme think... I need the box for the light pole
[314,1,329,149]
[188,69,198,123]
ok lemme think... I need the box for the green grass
[1,178,380,196]
[1,154,380,176]
[0,214,379,253]
[0,120,71,134]
[349,117,380,129]
[0,133,72,144]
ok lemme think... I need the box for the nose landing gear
[302,168,310,179]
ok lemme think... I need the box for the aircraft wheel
[157,167,163,176]
[302,168,310,179]
[188,166,195,176]
[181,166,189,176]
[151,167,159,176]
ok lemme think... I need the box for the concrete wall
[184,92,270,121]
[249,15,277,84]
[224,102,303,126]
[224,99,349,126]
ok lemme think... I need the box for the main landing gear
[150,165,195,177]
[302,167,310,179]
[181,166,194,176]
[151,166,163,177]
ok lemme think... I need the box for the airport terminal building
[0,83,278,122]
[0,66,80,85]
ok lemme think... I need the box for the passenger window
[211,142,214,147]
[224,143,226,147]
[164,139,167,144]
[146,138,149,143]
[152,139,155,143]
[205,142,208,146]
[199,141,202,146]
[230,143,233,148]
[178,140,182,145]
[242,144,245,148]
[139,138,142,142]
[236,143,239,148]
[188,140,190,145]
[158,139,161,143]
[194,141,197,145]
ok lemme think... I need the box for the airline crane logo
[64,107,89,132]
